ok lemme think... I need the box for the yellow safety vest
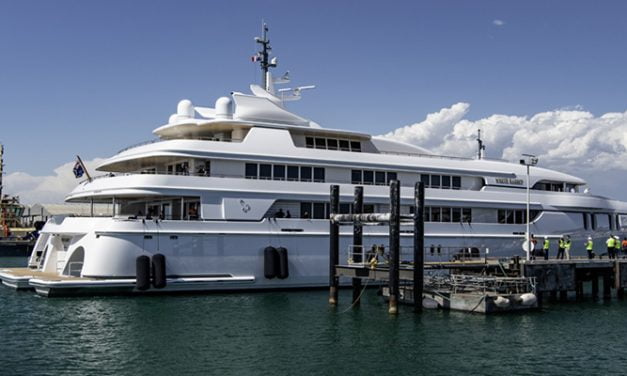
[543,240,550,250]
[564,240,571,250]
[586,240,593,251]
[607,238,615,248]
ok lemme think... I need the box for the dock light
[521,154,538,261]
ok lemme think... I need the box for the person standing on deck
[585,237,594,259]
[543,236,550,260]
[622,237,627,257]
[564,236,572,260]
[614,236,621,259]
[557,236,565,259]
[607,235,616,259]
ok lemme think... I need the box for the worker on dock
[543,236,550,260]
[607,235,616,259]
[585,237,594,259]
[622,237,627,257]
[564,235,572,260]
[614,236,621,259]
[557,236,565,259]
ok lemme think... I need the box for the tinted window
[351,170,362,184]
[431,175,441,188]
[363,170,374,185]
[339,140,350,151]
[363,204,375,214]
[515,210,523,224]
[315,138,326,149]
[387,172,397,184]
[327,139,338,150]
[259,164,272,179]
[339,203,351,214]
[300,166,312,182]
[452,176,461,189]
[313,167,325,182]
[498,210,506,224]
[300,202,312,218]
[441,175,451,189]
[350,141,361,152]
[462,208,472,223]
[245,163,257,179]
[305,137,314,148]
[273,165,285,180]
[452,208,461,222]
[441,207,451,222]
[431,207,441,222]
[375,171,386,185]
[421,174,430,187]
[287,166,299,181]
[313,203,326,219]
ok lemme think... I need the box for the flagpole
[76,155,92,182]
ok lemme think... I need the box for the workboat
[3,25,627,296]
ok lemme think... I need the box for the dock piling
[329,185,340,306]
[603,272,612,300]
[388,180,400,315]
[413,182,425,313]
[352,187,363,306]
[591,275,599,301]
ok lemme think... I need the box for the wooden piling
[413,182,425,313]
[352,187,363,306]
[329,185,340,305]
[388,180,400,315]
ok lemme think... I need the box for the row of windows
[305,137,362,152]
[420,174,462,190]
[245,163,325,182]
[424,207,472,223]
[497,209,541,224]
[583,213,622,231]
[299,202,375,219]
[351,170,398,185]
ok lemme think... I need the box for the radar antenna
[253,22,277,91]
[476,129,486,160]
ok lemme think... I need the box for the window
[245,163,257,179]
[591,214,597,230]
[327,139,338,150]
[441,207,451,222]
[259,164,272,180]
[387,172,397,184]
[375,171,386,185]
[300,202,312,218]
[350,141,361,152]
[287,166,299,181]
[315,138,326,149]
[609,214,614,231]
[431,175,441,189]
[421,174,430,188]
[452,208,461,222]
[305,137,314,148]
[616,214,621,230]
[313,203,326,219]
[339,203,351,214]
[363,204,375,214]
[313,167,325,183]
[462,208,472,223]
[583,213,589,230]
[363,170,374,185]
[514,210,523,224]
[452,176,461,190]
[351,170,362,184]
[431,207,441,222]
[300,166,312,182]
[441,176,451,189]
[424,207,431,222]
[273,165,286,181]
[339,140,350,151]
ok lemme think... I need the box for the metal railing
[347,244,490,266]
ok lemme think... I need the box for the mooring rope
[338,278,371,314]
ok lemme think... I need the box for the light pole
[520,154,538,261]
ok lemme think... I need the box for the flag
[251,55,260,62]
[73,161,84,178]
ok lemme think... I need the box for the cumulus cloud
[3,158,105,204]
[381,103,627,200]
[493,19,505,26]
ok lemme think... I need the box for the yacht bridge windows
[245,163,325,182]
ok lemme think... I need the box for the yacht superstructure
[4,25,627,295]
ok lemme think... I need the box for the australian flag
[73,161,84,178]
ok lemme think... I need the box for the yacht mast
[254,22,276,91]
[0,144,4,199]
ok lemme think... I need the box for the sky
[1,0,627,203]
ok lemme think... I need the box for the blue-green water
[1,257,627,376]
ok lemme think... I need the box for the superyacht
[3,26,627,295]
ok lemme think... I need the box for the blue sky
[1,0,627,178]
